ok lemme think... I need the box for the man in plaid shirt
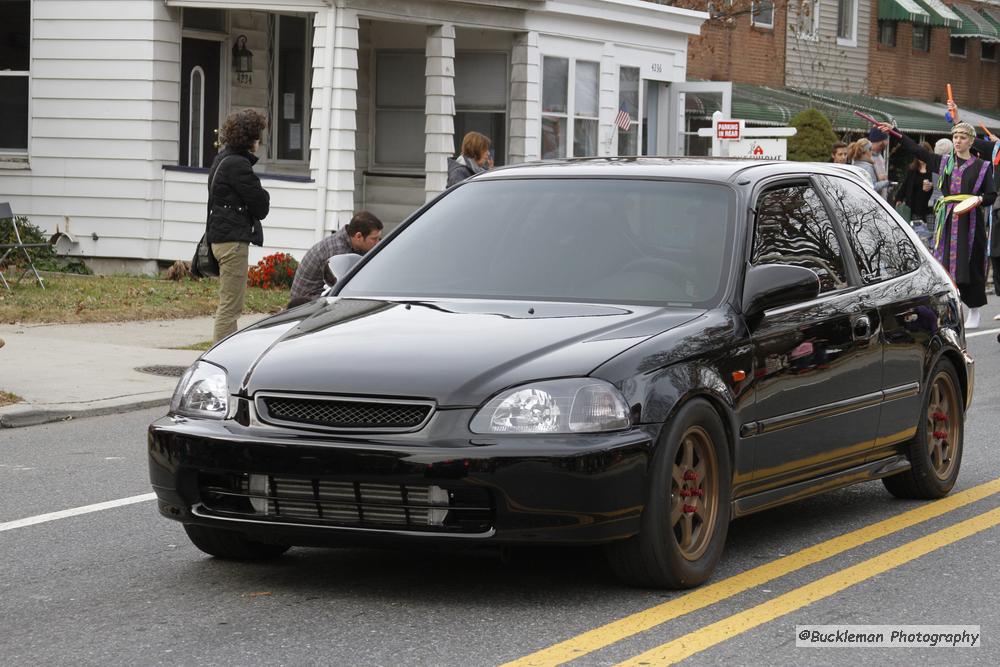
[288,211,383,307]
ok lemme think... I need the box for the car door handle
[852,315,872,341]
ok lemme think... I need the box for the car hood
[207,297,702,406]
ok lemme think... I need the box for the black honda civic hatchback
[149,159,974,588]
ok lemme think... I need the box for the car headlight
[470,378,630,434]
[170,361,229,419]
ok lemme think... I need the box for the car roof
[473,157,866,185]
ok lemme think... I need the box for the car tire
[183,524,291,560]
[882,358,964,500]
[605,399,731,589]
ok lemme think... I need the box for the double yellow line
[504,477,1000,667]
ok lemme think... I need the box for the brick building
[682,0,1000,150]
[686,1,787,87]
[870,1,1000,111]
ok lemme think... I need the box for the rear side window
[752,184,848,293]
[816,175,922,284]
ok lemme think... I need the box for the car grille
[199,473,493,534]
[256,394,434,432]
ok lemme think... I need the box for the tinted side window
[816,175,922,284]
[752,185,848,293]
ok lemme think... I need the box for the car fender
[924,332,972,412]
[620,360,741,470]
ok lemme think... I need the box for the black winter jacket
[206,148,270,245]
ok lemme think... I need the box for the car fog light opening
[249,474,269,514]
[427,485,449,526]
[470,378,630,434]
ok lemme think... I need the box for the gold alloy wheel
[670,425,718,561]
[926,370,960,481]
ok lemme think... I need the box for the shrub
[0,215,90,275]
[247,252,299,290]
[787,108,838,162]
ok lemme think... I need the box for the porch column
[424,24,456,202]
[599,42,616,157]
[310,7,359,237]
[509,31,540,164]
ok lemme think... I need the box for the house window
[274,15,309,162]
[618,66,641,156]
[541,57,600,159]
[837,0,856,45]
[752,1,774,29]
[912,25,931,52]
[878,21,897,47]
[454,52,508,166]
[574,61,599,157]
[0,0,30,152]
[950,36,967,58]
[796,0,820,39]
[983,42,997,62]
[375,51,425,169]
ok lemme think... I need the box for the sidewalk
[0,314,267,428]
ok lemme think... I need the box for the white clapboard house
[0,0,726,272]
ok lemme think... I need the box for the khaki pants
[211,241,249,342]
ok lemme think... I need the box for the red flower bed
[247,252,299,290]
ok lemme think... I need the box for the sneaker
[965,307,981,329]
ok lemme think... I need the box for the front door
[180,38,221,167]
[747,181,883,488]
[664,80,732,156]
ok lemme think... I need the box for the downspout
[314,4,337,241]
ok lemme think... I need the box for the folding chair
[0,202,47,290]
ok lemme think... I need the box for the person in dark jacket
[207,108,270,342]
[447,131,492,187]
[895,142,934,223]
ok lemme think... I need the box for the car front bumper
[148,414,657,547]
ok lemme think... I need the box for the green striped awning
[878,0,931,23]
[950,2,1000,40]
[797,89,953,134]
[684,84,955,135]
[983,7,1000,33]
[914,0,963,28]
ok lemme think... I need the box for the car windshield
[339,178,737,307]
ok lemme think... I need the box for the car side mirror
[323,253,362,288]
[742,264,820,319]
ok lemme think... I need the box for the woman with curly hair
[206,108,270,342]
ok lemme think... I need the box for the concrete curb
[0,394,172,428]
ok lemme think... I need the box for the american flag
[615,104,632,132]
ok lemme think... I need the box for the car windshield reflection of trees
[339,179,735,307]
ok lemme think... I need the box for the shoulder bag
[190,156,235,278]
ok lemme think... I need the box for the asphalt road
[2,326,1000,666]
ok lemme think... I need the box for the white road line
[0,493,156,533]
[967,327,1000,338]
